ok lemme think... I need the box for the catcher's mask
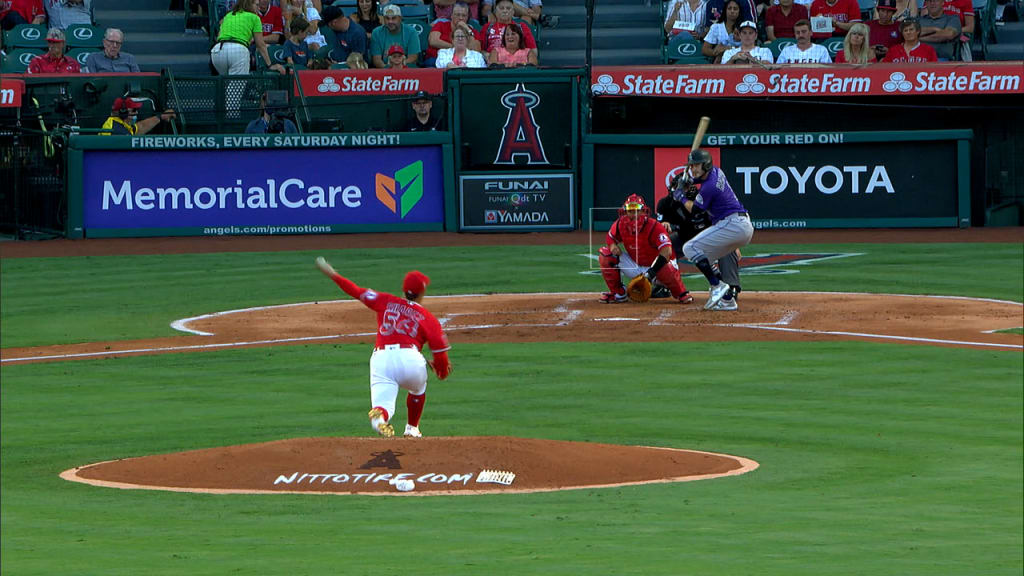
[618,194,649,234]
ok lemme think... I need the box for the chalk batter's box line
[588,207,644,271]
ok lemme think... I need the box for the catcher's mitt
[626,275,652,303]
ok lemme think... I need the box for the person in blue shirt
[676,149,754,311]
[246,90,298,133]
[320,5,367,63]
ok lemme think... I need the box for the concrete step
[136,52,211,75]
[542,47,663,66]
[94,0,172,11]
[129,31,211,56]
[541,26,664,50]
[94,9,190,33]
[995,21,1024,43]
[984,42,1024,59]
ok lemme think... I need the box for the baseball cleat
[368,407,394,437]
[599,291,628,303]
[705,282,731,310]
[650,284,671,299]
[710,297,738,311]
[677,291,694,304]
[404,424,422,438]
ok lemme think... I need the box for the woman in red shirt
[883,18,938,62]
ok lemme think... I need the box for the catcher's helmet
[687,148,713,172]
[618,194,650,234]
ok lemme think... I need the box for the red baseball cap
[111,97,143,112]
[388,44,405,56]
[403,270,429,297]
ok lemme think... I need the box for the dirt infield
[59,437,759,496]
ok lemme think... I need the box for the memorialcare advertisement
[82,147,444,234]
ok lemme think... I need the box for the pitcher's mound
[60,436,758,496]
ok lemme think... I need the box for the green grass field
[2,241,1022,575]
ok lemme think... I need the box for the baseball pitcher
[316,257,452,438]
[676,149,754,310]
[598,194,694,304]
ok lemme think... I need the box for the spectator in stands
[100,97,175,135]
[436,26,487,67]
[257,0,284,44]
[702,0,744,62]
[888,0,918,20]
[427,2,483,66]
[834,21,876,61]
[27,27,78,72]
[385,43,407,67]
[868,0,901,60]
[765,0,809,40]
[482,0,536,58]
[665,0,710,40]
[212,0,285,74]
[45,0,90,30]
[406,90,441,131]
[882,17,938,60]
[433,0,456,21]
[722,19,775,62]
[777,18,832,61]
[370,3,420,67]
[245,91,297,133]
[283,0,320,38]
[705,0,754,27]
[349,0,381,40]
[282,16,309,67]
[320,5,367,62]
[481,0,541,26]
[3,0,45,30]
[488,17,536,65]
[918,0,960,60]
[83,28,140,72]
[941,0,973,60]
[808,0,861,40]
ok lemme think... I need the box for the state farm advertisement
[296,69,444,97]
[590,62,1023,98]
[0,78,25,108]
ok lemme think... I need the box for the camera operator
[246,90,298,134]
[100,97,176,136]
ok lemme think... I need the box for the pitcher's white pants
[369,345,428,420]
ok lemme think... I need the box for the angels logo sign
[494,83,549,165]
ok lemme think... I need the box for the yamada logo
[376,161,423,218]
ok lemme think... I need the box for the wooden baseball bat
[692,116,711,151]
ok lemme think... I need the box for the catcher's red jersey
[607,216,673,266]
[329,276,450,352]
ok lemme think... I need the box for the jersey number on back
[381,310,420,338]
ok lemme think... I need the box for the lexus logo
[22,27,41,40]
[678,43,698,56]
[73,27,93,40]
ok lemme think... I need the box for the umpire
[656,173,742,309]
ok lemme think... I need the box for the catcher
[657,170,743,311]
[598,194,694,304]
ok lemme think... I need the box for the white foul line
[730,324,1023,349]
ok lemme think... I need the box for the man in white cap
[370,3,420,68]
[27,27,80,73]
[722,20,775,64]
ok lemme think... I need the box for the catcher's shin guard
[598,246,624,293]
[655,259,687,298]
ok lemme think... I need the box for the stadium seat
[400,3,431,19]
[821,36,845,58]
[664,33,706,63]
[389,0,424,5]
[858,0,876,18]
[515,17,539,42]
[5,24,48,49]
[65,24,104,48]
[332,0,359,7]
[66,47,100,69]
[765,37,796,61]
[1,48,42,73]
[330,61,350,69]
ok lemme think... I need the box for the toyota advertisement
[80,147,445,236]
[591,133,968,228]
